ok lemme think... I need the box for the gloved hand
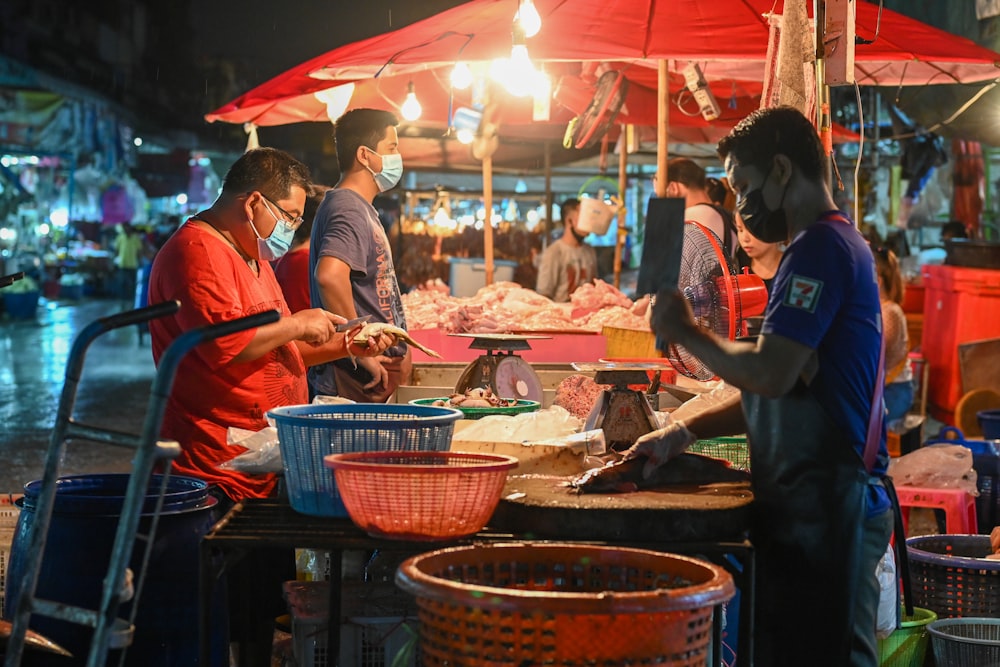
[621,420,698,479]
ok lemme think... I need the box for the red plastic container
[921,265,1000,423]
[323,451,518,541]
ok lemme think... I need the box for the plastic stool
[895,486,978,535]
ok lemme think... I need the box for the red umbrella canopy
[206,0,1000,127]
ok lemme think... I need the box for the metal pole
[656,60,669,198]
[483,154,494,285]
[614,126,629,288]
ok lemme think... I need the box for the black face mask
[736,163,790,244]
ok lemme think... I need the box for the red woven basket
[323,451,518,540]
[395,542,735,667]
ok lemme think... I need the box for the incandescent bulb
[450,62,473,90]
[516,0,542,38]
[433,207,451,226]
[400,81,422,121]
[492,44,539,97]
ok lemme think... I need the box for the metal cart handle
[0,271,25,287]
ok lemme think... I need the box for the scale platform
[572,361,663,451]
[451,333,550,402]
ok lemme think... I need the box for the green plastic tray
[410,398,541,420]
[688,436,750,471]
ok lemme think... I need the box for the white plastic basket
[284,580,419,667]
[292,614,418,667]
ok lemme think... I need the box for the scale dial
[493,356,543,402]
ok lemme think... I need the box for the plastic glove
[621,420,698,479]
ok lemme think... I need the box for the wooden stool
[895,486,978,535]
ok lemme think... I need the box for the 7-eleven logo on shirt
[784,275,823,312]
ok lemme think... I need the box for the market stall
[205,0,1000,271]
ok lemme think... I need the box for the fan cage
[667,222,743,380]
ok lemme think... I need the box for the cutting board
[959,337,1000,396]
[490,474,752,543]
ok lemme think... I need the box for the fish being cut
[350,322,441,358]
[570,453,750,494]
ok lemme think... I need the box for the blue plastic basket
[267,404,463,517]
[906,534,1000,620]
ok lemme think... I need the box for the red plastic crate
[921,265,1000,421]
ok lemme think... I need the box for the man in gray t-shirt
[536,198,598,302]
[308,109,410,402]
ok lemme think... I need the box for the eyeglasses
[259,194,304,230]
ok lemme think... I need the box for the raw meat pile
[401,279,650,334]
[553,374,610,421]
[430,387,518,408]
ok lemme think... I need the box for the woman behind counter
[735,213,783,294]
[873,244,913,425]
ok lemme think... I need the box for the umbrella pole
[483,154,495,285]
[613,125,629,288]
[544,141,553,251]
[656,60,669,198]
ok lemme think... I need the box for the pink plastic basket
[324,451,518,540]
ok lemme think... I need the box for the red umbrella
[206,0,1000,127]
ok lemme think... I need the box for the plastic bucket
[576,197,618,235]
[978,409,1000,439]
[877,607,937,667]
[3,290,39,320]
[4,474,223,667]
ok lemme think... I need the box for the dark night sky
[188,0,471,156]
[193,0,470,95]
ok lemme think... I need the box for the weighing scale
[451,333,548,402]
[572,361,664,451]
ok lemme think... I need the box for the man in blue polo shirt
[625,106,892,667]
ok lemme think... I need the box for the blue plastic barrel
[4,474,225,666]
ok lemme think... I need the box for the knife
[335,314,372,332]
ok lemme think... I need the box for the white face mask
[364,148,403,192]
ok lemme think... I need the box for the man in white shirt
[536,198,598,302]
[659,158,738,259]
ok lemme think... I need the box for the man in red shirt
[149,148,391,502]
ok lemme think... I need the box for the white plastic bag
[887,444,979,496]
[668,381,741,423]
[454,406,583,443]
[875,543,899,639]
[217,426,282,474]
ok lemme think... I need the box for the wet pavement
[0,297,153,494]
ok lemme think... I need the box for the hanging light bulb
[506,44,538,97]
[401,81,422,121]
[450,61,474,90]
[515,0,542,38]
[491,25,542,98]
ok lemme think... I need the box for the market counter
[200,498,754,667]
[407,328,607,362]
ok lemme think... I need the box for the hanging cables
[853,81,865,227]
[855,0,884,45]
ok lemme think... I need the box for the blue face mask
[253,200,297,261]
[364,148,404,192]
